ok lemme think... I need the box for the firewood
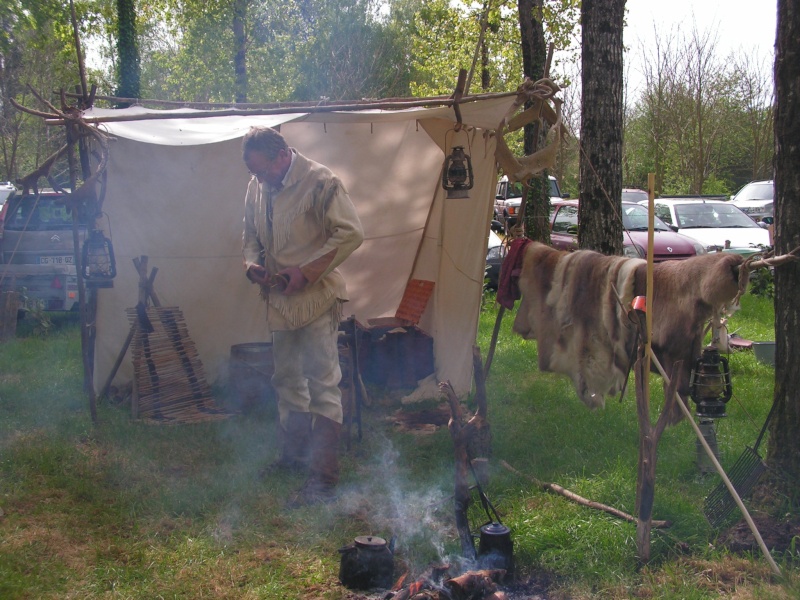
[384,578,431,600]
[444,569,504,599]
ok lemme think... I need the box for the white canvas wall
[92,98,513,396]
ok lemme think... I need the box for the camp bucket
[229,343,275,412]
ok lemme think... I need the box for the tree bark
[517,0,551,244]
[768,0,800,495]
[578,0,624,254]
[233,0,248,104]
[115,0,140,107]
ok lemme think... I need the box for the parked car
[0,189,87,311]
[622,188,649,203]
[730,180,774,222]
[550,200,706,261]
[0,181,16,206]
[485,229,505,290]
[644,197,771,254]
[495,175,568,227]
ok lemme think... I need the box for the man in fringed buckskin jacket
[242,126,363,507]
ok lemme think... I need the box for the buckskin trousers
[271,305,343,427]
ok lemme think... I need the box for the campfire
[384,566,508,600]
[342,349,519,600]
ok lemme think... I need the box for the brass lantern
[82,227,117,288]
[689,345,733,474]
[442,145,474,198]
[689,345,732,419]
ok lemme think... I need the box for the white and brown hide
[512,243,644,408]
[512,243,743,416]
[632,250,744,405]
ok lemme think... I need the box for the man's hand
[246,264,270,287]
[278,266,308,295]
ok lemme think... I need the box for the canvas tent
[90,95,516,398]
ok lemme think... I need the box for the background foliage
[0,0,774,197]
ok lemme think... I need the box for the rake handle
[753,397,778,452]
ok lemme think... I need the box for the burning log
[384,568,444,599]
[385,568,506,600]
[444,569,505,600]
[386,581,435,600]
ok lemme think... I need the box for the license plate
[39,255,74,265]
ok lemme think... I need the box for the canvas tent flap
[85,107,305,145]
[93,97,512,398]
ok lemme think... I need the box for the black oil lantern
[689,345,732,419]
[82,227,117,288]
[689,345,733,474]
[442,145,474,198]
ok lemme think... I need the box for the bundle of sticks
[127,305,228,423]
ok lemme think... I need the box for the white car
[644,198,771,254]
[0,181,16,206]
[485,229,505,289]
[494,175,567,227]
[730,180,773,222]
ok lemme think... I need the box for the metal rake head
[703,446,767,528]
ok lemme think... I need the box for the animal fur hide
[512,243,744,416]
[512,243,644,408]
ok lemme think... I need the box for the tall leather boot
[261,411,311,476]
[287,415,341,507]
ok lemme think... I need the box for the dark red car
[550,200,706,261]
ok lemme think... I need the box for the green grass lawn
[0,295,797,599]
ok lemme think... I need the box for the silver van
[0,190,87,311]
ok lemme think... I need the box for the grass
[0,295,797,599]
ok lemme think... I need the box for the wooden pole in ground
[0,291,20,342]
[441,379,478,561]
[634,173,657,562]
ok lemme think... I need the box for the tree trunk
[517,0,551,244]
[233,0,248,104]
[115,0,140,107]
[578,0,624,254]
[767,0,800,495]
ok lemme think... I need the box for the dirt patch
[718,513,800,554]
[389,404,451,434]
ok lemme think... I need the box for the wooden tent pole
[634,173,656,562]
[64,103,97,424]
[44,91,520,126]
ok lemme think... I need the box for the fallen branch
[500,460,671,529]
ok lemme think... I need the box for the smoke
[338,435,463,572]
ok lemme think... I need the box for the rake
[703,399,777,528]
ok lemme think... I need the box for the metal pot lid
[480,522,510,535]
[354,535,387,549]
